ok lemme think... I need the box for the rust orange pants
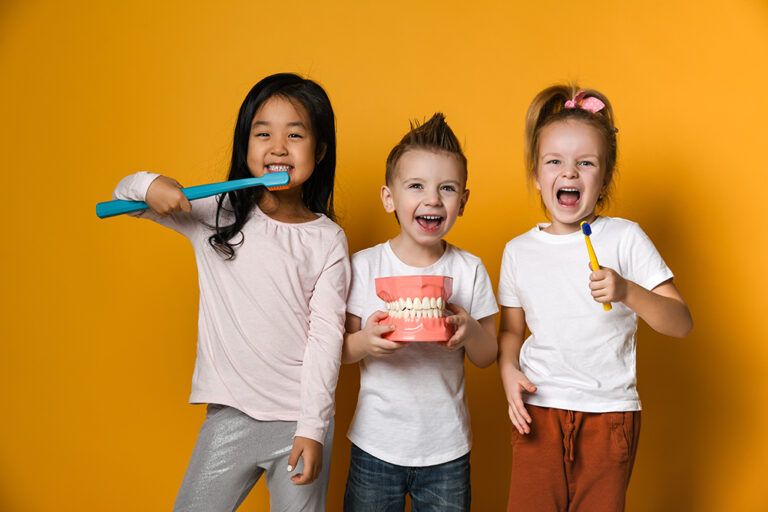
[507,405,641,512]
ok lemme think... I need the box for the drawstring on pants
[564,410,576,462]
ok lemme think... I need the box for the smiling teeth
[267,164,291,171]
[384,296,446,320]
[419,215,442,220]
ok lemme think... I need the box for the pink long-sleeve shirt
[114,172,350,442]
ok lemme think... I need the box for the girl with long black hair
[111,73,349,511]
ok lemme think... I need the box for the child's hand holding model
[498,85,692,512]
[105,74,349,512]
[443,302,488,351]
[342,114,498,511]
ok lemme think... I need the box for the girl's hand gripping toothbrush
[95,172,290,219]
[580,221,612,312]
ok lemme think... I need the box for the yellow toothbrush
[580,221,612,312]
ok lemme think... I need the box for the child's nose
[561,165,578,178]
[425,190,442,205]
[270,139,288,156]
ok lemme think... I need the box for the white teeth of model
[405,297,413,310]
[415,311,422,319]
[398,298,406,310]
[436,309,443,318]
[408,309,415,319]
[413,297,422,310]
[430,297,436,308]
[436,297,443,309]
[425,309,433,318]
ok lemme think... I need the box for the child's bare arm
[498,306,537,434]
[589,270,693,338]
[341,312,402,364]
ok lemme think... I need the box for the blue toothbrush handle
[96,172,289,219]
[95,199,152,218]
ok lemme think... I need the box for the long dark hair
[208,73,337,259]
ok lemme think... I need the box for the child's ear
[315,143,327,163]
[381,185,395,213]
[458,188,470,216]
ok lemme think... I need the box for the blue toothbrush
[95,172,290,219]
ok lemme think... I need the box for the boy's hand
[443,303,475,351]
[146,176,192,216]
[287,436,322,485]
[362,311,403,357]
[589,266,627,304]
[500,365,537,434]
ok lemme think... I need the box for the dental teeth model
[383,296,445,319]
[374,275,455,342]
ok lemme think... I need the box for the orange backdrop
[1,1,767,510]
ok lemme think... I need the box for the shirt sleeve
[296,229,351,443]
[621,222,674,291]
[498,242,521,307]
[112,171,203,238]
[469,261,500,320]
[345,252,368,320]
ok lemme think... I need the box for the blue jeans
[344,444,471,512]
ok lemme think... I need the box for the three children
[105,76,691,512]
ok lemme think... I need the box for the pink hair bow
[564,91,605,113]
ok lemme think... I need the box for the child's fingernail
[286,465,294,472]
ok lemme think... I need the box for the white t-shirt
[346,241,498,466]
[498,216,673,412]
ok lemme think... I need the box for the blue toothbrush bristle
[581,222,592,236]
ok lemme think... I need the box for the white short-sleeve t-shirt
[498,217,673,412]
[347,242,498,466]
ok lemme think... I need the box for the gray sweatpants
[173,404,333,512]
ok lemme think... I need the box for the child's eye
[408,183,423,190]
[440,185,456,192]
[288,133,304,139]
[255,132,270,138]
[546,159,561,165]
[578,160,596,167]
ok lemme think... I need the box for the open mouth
[265,164,293,173]
[415,215,444,232]
[556,188,580,207]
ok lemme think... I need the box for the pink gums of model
[375,275,454,342]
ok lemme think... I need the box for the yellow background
[1,1,767,510]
